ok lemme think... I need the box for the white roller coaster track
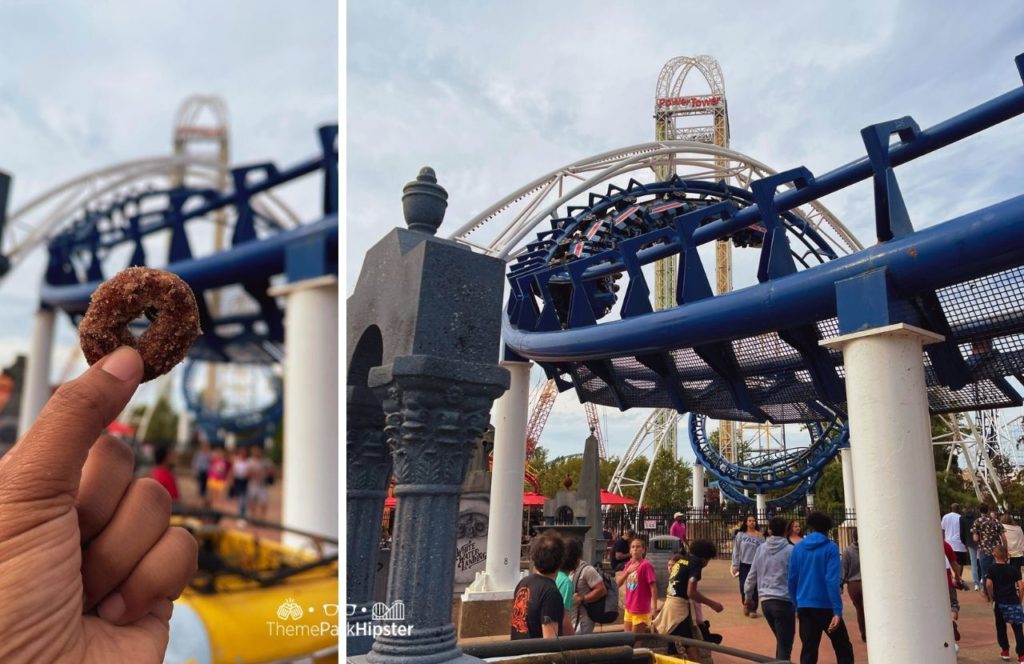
[3,155,300,276]
[607,410,683,509]
[447,140,863,260]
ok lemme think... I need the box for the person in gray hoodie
[731,514,765,617]
[743,516,795,661]
[840,528,864,642]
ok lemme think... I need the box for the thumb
[0,347,142,504]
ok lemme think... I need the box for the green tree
[642,445,692,509]
[130,396,178,446]
[810,457,844,513]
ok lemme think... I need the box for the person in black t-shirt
[510,531,565,640]
[653,540,724,661]
[985,544,1024,660]
[612,529,635,572]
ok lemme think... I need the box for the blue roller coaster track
[17,124,338,441]
[502,54,1024,503]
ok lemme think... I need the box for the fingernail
[98,592,126,622]
[99,347,142,382]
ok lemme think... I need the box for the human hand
[711,600,724,613]
[827,616,841,633]
[0,348,198,664]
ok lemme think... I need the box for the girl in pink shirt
[616,538,658,632]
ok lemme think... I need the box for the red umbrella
[601,489,637,505]
[522,491,547,507]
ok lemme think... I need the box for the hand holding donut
[0,347,197,663]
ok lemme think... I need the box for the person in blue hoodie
[744,516,795,661]
[788,511,854,664]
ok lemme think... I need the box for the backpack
[574,564,618,625]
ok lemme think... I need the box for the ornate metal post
[346,385,391,606]
[367,356,508,664]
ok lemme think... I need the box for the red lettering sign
[656,95,722,109]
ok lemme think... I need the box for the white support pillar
[463,359,530,600]
[755,493,767,522]
[270,276,338,545]
[18,308,55,437]
[692,463,705,514]
[840,446,856,524]
[176,410,192,453]
[823,323,955,663]
[806,492,815,511]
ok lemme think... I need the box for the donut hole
[128,307,160,339]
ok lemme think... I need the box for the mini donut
[80,267,202,382]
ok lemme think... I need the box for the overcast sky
[346,1,1024,466]
[0,1,337,406]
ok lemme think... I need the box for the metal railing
[460,631,790,663]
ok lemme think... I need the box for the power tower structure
[173,96,230,413]
[654,55,732,460]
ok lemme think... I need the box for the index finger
[2,347,142,501]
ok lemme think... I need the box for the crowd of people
[512,504,1024,662]
[148,440,276,518]
[514,512,857,664]
[942,501,1024,662]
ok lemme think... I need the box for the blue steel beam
[40,214,337,313]
[503,194,1024,362]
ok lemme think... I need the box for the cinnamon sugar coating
[79,267,202,382]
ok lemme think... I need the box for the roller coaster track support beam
[840,446,856,525]
[273,274,339,546]
[17,307,55,436]
[692,462,705,514]
[755,493,767,522]
[823,323,954,664]
[464,359,530,599]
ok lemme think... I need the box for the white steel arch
[447,140,863,261]
[657,55,726,99]
[2,155,300,278]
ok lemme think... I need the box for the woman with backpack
[562,538,607,633]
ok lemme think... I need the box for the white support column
[806,492,815,510]
[823,323,955,663]
[840,446,856,523]
[755,493,767,521]
[176,410,192,453]
[270,276,338,545]
[18,308,55,437]
[463,359,530,600]
[692,462,705,514]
